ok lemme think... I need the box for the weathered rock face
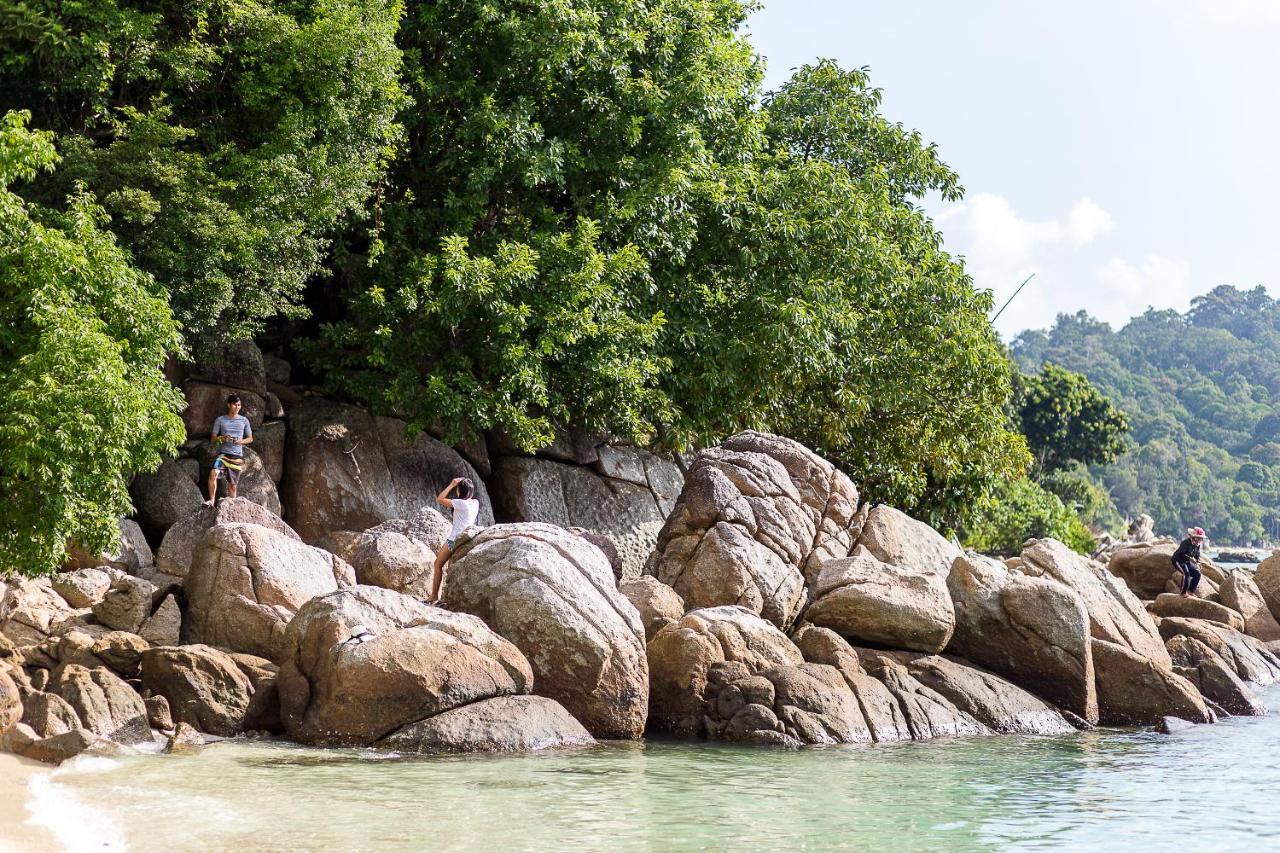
[347,530,436,597]
[0,579,81,647]
[646,606,803,737]
[157,498,301,578]
[790,627,912,742]
[445,524,648,739]
[283,398,492,544]
[879,652,1075,735]
[1151,593,1245,632]
[255,421,287,484]
[488,445,684,581]
[20,690,81,738]
[65,518,153,575]
[131,459,204,542]
[278,586,534,747]
[52,569,112,610]
[703,661,870,746]
[0,667,20,735]
[140,595,182,646]
[92,575,156,634]
[1157,617,1280,686]
[141,645,276,736]
[181,381,266,436]
[1090,639,1211,725]
[806,551,955,653]
[856,506,962,580]
[1019,539,1170,665]
[1252,553,1280,626]
[183,523,355,660]
[646,432,861,630]
[47,664,151,745]
[1109,542,1189,600]
[619,577,685,641]
[1219,571,1280,642]
[375,695,594,754]
[854,650,991,740]
[1166,635,1266,716]
[947,552,1097,723]
[188,340,268,396]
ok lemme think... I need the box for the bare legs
[205,468,218,506]
[431,543,453,602]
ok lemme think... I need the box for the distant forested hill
[1012,285,1280,544]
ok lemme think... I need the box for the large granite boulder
[47,664,151,745]
[92,575,156,633]
[157,498,301,578]
[790,626,912,742]
[1018,539,1170,664]
[856,505,963,580]
[1166,635,1266,716]
[282,398,491,544]
[1090,639,1211,725]
[646,432,861,630]
[277,587,538,748]
[181,381,266,437]
[947,552,1097,723]
[619,576,685,641]
[806,550,955,653]
[130,459,204,542]
[1251,553,1280,625]
[52,569,112,610]
[65,518,153,575]
[141,645,278,736]
[375,695,594,754]
[254,421,287,484]
[703,661,870,746]
[1109,542,1188,599]
[854,650,991,739]
[1151,593,1245,632]
[646,606,803,737]
[20,691,82,738]
[445,524,648,738]
[183,523,355,660]
[1157,617,1280,686]
[488,445,684,581]
[878,652,1075,735]
[187,339,268,396]
[0,579,82,647]
[1219,571,1280,642]
[346,530,436,597]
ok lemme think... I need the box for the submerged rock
[376,695,594,754]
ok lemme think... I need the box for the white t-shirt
[449,498,480,540]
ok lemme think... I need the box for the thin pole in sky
[991,273,1036,324]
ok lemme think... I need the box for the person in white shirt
[431,476,480,603]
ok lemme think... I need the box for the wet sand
[0,753,56,851]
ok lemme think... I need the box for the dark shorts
[213,455,243,485]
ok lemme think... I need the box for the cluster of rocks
[5,366,1280,762]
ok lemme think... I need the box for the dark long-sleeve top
[1172,537,1201,564]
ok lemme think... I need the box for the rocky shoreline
[5,344,1280,764]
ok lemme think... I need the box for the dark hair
[226,394,241,405]
[456,478,475,500]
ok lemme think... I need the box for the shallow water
[30,688,1280,852]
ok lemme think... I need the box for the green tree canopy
[1016,363,1130,475]
[308,3,1026,529]
[0,111,184,577]
[0,0,406,348]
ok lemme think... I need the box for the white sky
[748,0,1280,338]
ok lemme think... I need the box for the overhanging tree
[0,111,185,577]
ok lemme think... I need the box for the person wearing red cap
[1171,527,1206,597]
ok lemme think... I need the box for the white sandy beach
[0,753,57,852]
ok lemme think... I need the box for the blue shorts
[446,538,456,550]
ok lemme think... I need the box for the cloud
[1067,198,1115,245]
[1095,254,1194,319]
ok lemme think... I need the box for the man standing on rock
[205,394,253,506]
[1172,526,1206,598]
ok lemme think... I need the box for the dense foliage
[1016,364,1129,476]
[962,476,1095,555]
[309,4,1027,527]
[1014,286,1280,544]
[0,0,406,348]
[0,111,185,576]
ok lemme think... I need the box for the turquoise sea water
[25,685,1280,852]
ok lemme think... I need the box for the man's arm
[436,477,463,508]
